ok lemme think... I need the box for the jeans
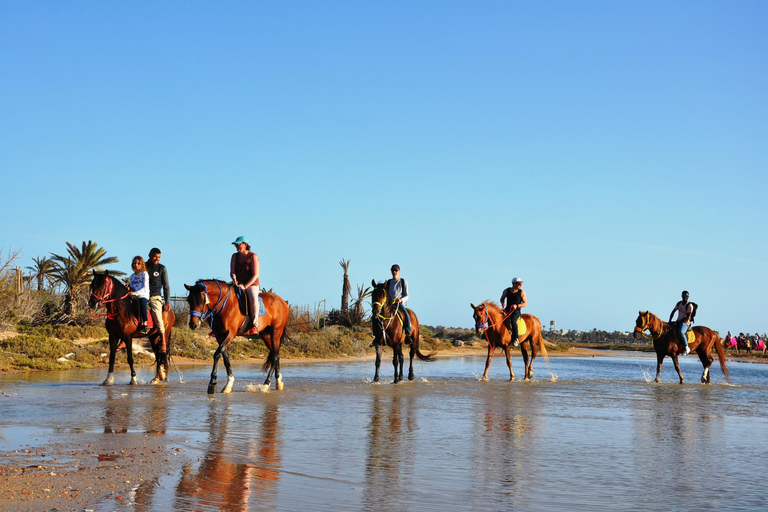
[396,301,411,335]
[137,297,148,324]
[679,322,690,344]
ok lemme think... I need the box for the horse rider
[385,264,412,345]
[230,236,260,335]
[500,277,527,347]
[146,247,171,346]
[668,290,693,355]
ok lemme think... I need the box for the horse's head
[184,282,210,330]
[370,279,388,335]
[89,271,114,309]
[470,302,489,335]
[634,311,655,339]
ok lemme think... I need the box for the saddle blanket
[516,317,527,337]
[686,330,694,345]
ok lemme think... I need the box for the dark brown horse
[370,280,436,383]
[185,280,289,394]
[633,311,729,384]
[470,301,548,381]
[88,271,175,386]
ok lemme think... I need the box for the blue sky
[2,1,766,334]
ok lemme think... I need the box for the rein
[634,315,668,342]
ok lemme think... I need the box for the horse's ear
[639,310,643,315]
[184,284,192,291]
[470,303,476,310]
[371,279,376,287]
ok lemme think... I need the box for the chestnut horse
[185,280,289,394]
[370,280,436,383]
[89,271,175,386]
[633,311,729,384]
[470,301,548,381]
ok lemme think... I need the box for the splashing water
[549,372,558,382]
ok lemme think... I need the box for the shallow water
[2,354,767,511]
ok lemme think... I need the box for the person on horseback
[128,256,150,334]
[500,277,527,347]
[146,248,170,344]
[669,290,693,355]
[230,236,260,336]
[386,264,412,345]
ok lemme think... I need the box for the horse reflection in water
[632,386,726,494]
[470,385,542,506]
[176,401,281,511]
[363,392,417,506]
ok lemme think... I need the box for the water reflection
[176,400,282,511]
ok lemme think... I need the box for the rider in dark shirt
[500,277,527,347]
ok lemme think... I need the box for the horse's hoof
[221,376,234,394]
[373,377,380,383]
[277,377,284,391]
[408,374,414,381]
[207,385,216,395]
[130,378,138,385]
[101,380,113,386]
[481,376,488,382]
[150,377,160,385]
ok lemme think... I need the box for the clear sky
[2,1,766,335]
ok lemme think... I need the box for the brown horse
[88,271,175,386]
[370,280,436,383]
[470,301,548,381]
[185,280,289,394]
[633,311,729,384]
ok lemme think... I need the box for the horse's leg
[273,327,284,390]
[526,337,537,380]
[671,355,685,384]
[148,332,163,385]
[123,336,138,385]
[208,342,224,394]
[220,345,235,394]
[373,344,382,383]
[482,344,493,381]
[504,344,514,382]
[102,332,117,386]
[521,346,531,381]
[698,343,714,384]
[407,342,415,381]
[261,332,276,393]
[654,352,664,383]
[392,340,405,384]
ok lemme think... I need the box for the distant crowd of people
[724,331,767,354]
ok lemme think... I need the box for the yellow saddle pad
[686,330,694,345]
[516,317,527,337]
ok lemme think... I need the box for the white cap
[512,277,523,284]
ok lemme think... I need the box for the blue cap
[232,236,250,245]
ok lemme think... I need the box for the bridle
[634,313,666,341]
[189,281,232,337]
[89,275,130,319]
[474,303,514,351]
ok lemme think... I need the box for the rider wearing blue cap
[230,236,260,335]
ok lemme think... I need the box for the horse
[633,311,729,384]
[725,334,738,352]
[370,280,436,383]
[185,280,289,394]
[470,301,548,381]
[754,337,766,355]
[88,271,175,386]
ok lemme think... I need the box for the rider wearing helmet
[500,277,527,347]
[669,290,693,355]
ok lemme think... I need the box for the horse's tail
[538,334,549,361]
[414,335,437,362]
[713,336,730,382]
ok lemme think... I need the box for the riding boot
[404,333,412,345]
[684,344,690,355]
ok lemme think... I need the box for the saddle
[505,316,527,337]
[128,297,154,329]
[233,287,266,317]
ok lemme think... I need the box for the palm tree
[350,283,372,326]
[26,256,55,292]
[339,258,351,313]
[50,241,123,316]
